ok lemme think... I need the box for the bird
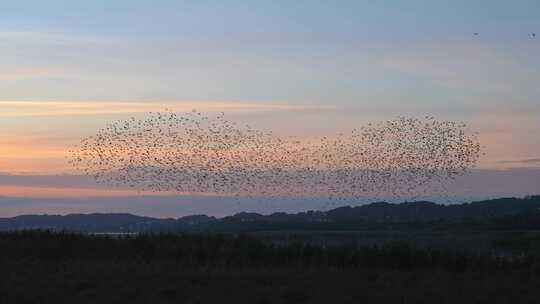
[529,33,536,38]
[69,111,481,204]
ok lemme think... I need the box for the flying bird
[69,111,481,203]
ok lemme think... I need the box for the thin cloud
[0,30,106,46]
[0,68,67,80]
[499,158,540,164]
[0,101,336,117]
[0,173,227,198]
[1,168,539,198]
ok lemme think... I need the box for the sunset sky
[1,1,539,217]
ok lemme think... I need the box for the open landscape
[2,196,540,303]
[2,227,540,304]
[1,1,539,302]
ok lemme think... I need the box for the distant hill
[0,213,173,232]
[1,196,539,232]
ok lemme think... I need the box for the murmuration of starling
[69,111,481,202]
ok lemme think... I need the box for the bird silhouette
[69,111,481,203]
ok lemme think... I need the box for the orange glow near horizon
[0,101,331,117]
[1,101,539,180]
[0,100,334,174]
[0,185,144,198]
[0,185,231,198]
[0,129,536,176]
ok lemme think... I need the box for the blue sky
[1,0,539,104]
[0,1,539,215]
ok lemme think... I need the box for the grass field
[2,231,540,304]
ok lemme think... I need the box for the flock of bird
[69,111,481,203]
[473,32,536,38]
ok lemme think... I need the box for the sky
[1,1,539,217]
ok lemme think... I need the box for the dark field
[2,231,540,304]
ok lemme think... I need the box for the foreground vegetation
[1,231,540,303]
